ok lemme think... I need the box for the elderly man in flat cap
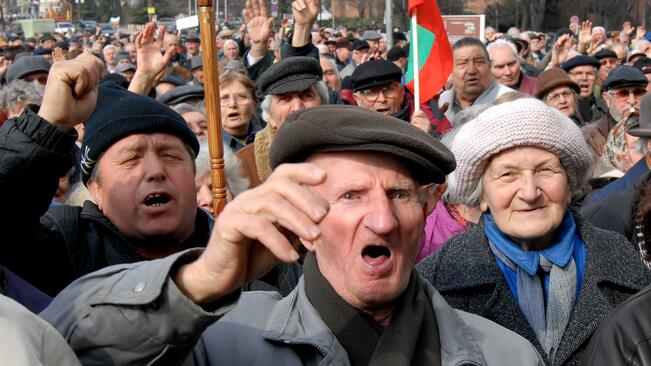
[582,66,648,178]
[237,56,329,188]
[561,55,607,122]
[5,55,51,85]
[351,59,450,136]
[43,103,544,365]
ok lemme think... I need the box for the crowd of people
[2,0,651,364]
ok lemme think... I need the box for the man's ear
[422,183,447,216]
[86,179,103,211]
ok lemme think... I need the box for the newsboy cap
[633,57,651,74]
[560,55,600,72]
[352,39,370,51]
[603,66,648,91]
[594,49,617,60]
[269,105,456,184]
[5,55,51,83]
[257,56,322,96]
[351,60,403,92]
[362,30,382,41]
[185,35,200,43]
[158,84,205,106]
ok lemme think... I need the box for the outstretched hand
[578,20,592,46]
[129,22,174,95]
[292,0,319,27]
[551,34,573,67]
[244,0,273,58]
[38,52,105,132]
[135,22,174,78]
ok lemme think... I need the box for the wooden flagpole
[198,0,227,215]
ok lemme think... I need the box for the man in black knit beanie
[0,52,300,298]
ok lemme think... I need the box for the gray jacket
[41,249,228,366]
[197,276,544,365]
[438,81,514,123]
[0,295,81,365]
[42,248,543,365]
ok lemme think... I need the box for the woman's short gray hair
[173,102,205,116]
[2,79,44,111]
[195,139,250,197]
[261,80,329,123]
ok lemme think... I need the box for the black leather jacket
[582,283,651,366]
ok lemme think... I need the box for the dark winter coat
[416,214,650,366]
[0,107,300,297]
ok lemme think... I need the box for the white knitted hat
[448,98,592,205]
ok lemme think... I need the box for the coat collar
[262,276,489,366]
[79,201,214,264]
[434,214,649,365]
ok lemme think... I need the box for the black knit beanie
[80,83,200,185]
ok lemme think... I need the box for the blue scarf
[484,210,585,302]
[484,209,586,359]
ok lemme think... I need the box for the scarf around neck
[303,252,441,366]
[484,211,582,360]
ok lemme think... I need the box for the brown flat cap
[269,105,456,184]
[536,67,579,99]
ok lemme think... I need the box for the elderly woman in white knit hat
[417,98,651,366]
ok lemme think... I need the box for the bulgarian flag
[405,0,453,106]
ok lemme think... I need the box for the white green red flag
[405,0,453,104]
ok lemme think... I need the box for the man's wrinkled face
[268,84,322,128]
[489,45,521,88]
[223,41,239,60]
[124,43,137,61]
[320,58,340,91]
[303,151,425,313]
[452,45,494,102]
[598,58,618,81]
[41,39,56,49]
[185,41,200,55]
[352,48,369,65]
[21,71,49,86]
[163,34,178,50]
[530,37,543,52]
[603,85,647,120]
[103,47,115,64]
[182,111,208,139]
[87,133,197,244]
[592,29,607,43]
[353,81,404,115]
[192,67,204,85]
[336,47,350,63]
[567,65,597,98]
